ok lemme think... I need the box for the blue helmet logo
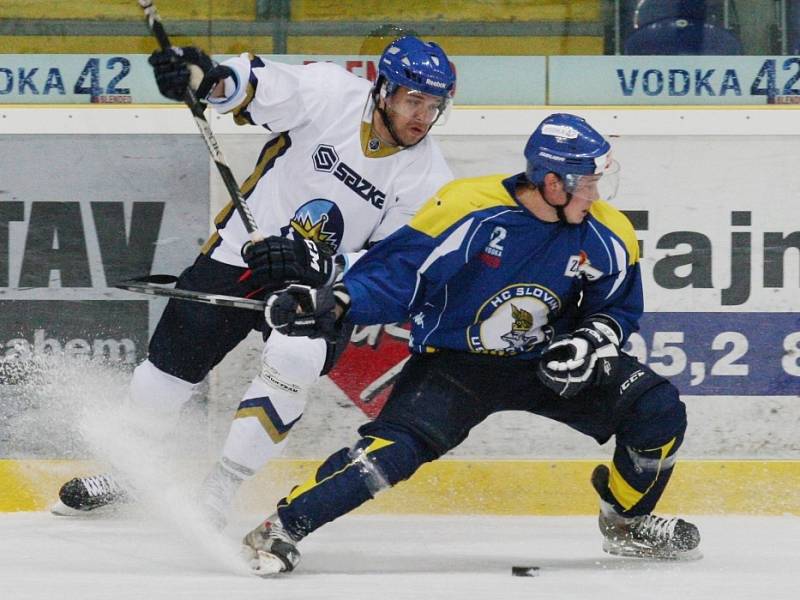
[378,35,455,98]
[283,199,345,251]
[524,113,611,187]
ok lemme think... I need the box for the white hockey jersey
[203,54,453,268]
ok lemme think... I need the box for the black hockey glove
[536,318,621,399]
[148,46,231,102]
[265,283,351,340]
[241,236,339,289]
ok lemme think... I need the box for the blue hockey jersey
[343,173,643,359]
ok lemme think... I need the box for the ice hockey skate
[591,464,701,560]
[51,473,132,516]
[196,461,245,530]
[241,515,301,575]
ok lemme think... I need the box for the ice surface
[1,336,798,600]
[0,512,797,600]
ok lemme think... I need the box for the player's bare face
[383,87,445,146]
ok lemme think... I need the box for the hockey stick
[136,0,263,243]
[359,355,410,404]
[115,276,266,312]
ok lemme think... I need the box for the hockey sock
[605,439,680,517]
[276,424,436,539]
[220,377,302,473]
[220,331,325,474]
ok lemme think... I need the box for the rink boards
[1,458,799,514]
[0,106,798,514]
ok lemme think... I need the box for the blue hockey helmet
[378,35,456,99]
[524,113,619,202]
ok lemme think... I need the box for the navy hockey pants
[148,253,349,383]
[276,350,686,539]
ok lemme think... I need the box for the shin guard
[276,424,435,539]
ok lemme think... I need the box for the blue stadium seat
[788,0,800,54]
[624,18,744,55]
[633,0,707,28]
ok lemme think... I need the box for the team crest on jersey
[467,283,559,355]
[281,198,344,251]
[564,250,604,281]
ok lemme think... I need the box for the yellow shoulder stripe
[410,175,516,238]
[589,201,640,265]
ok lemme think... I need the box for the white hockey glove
[536,318,621,398]
[265,283,351,340]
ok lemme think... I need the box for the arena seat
[622,0,743,55]
[788,0,800,54]
[632,0,707,28]
[624,18,743,55]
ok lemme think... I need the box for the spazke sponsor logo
[312,144,386,209]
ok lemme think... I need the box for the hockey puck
[511,566,540,577]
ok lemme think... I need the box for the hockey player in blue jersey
[242,113,701,574]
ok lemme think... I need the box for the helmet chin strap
[377,104,432,149]
[542,189,573,224]
[376,104,406,147]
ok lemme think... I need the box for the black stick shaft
[137,0,263,242]
[116,278,266,311]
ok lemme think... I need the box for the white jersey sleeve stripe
[408,218,474,309]
[606,237,629,300]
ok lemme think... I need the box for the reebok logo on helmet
[425,78,447,89]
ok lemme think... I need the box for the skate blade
[602,539,703,561]
[249,550,288,577]
[50,499,129,518]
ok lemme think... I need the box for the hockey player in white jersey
[52,36,456,526]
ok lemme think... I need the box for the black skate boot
[51,473,131,516]
[241,514,301,575]
[591,464,701,560]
